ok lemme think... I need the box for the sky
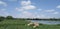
[0,0,60,18]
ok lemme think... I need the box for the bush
[6,16,13,19]
[39,23,43,25]
[57,24,60,26]
[0,16,5,21]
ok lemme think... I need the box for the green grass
[0,19,60,29]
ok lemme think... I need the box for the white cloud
[45,9,55,12]
[53,12,59,14]
[16,0,36,11]
[16,8,24,11]
[44,9,59,14]
[0,1,7,7]
[5,0,17,1]
[16,11,34,18]
[34,15,44,18]
[15,11,48,18]
[15,0,50,18]
[21,11,35,18]
[22,11,32,15]
[37,9,42,11]
[21,0,31,6]
[22,5,36,10]
[11,0,17,1]
[56,5,60,8]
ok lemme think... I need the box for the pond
[30,20,60,25]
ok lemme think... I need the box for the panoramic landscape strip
[0,16,60,29]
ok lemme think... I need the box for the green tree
[6,16,13,19]
[0,16,5,21]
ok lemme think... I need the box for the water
[30,20,60,25]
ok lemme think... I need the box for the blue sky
[0,0,60,18]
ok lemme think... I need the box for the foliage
[6,16,13,19]
[0,16,5,21]
[0,19,60,29]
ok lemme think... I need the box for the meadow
[0,19,60,29]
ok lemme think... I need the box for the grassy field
[0,19,60,29]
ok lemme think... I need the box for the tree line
[0,16,13,21]
[0,16,60,22]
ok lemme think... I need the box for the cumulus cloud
[15,11,48,18]
[45,9,59,14]
[56,5,60,8]
[16,8,24,11]
[16,0,36,11]
[3,0,17,2]
[16,11,34,18]
[10,0,17,1]
[53,12,59,14]
[15,0,51,18]
[37,9,42,11]
[45,9,55,12]
[21,0,31,6]
[22,11,33,16]
[14,0,60,18]
[0,1,7,7]
[34,15,46,18]
[22,5,36,10]
[15,0,49,18]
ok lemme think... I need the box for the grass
[0,19,60,29]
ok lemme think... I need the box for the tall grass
[0,19,60,29]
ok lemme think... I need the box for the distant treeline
[0,16,60,21]
[26,18,60,21]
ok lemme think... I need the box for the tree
[6,16,13,19]
[0,16,5,21]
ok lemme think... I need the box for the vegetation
[0,19,60,29]
[0,16,5,21]
[26,18,60,21]
[0,16,60,29]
